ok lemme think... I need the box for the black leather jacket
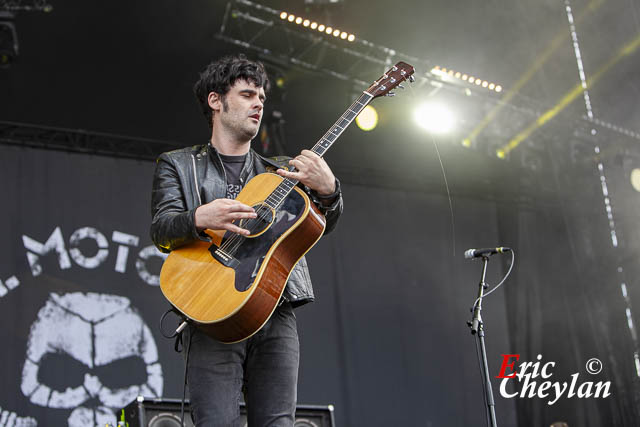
[150,143,343,307]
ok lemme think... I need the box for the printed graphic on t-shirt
[227,183,242,200]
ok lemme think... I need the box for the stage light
[277,10,356,42]
[429,64,504,92]
[631,168,640,192]
[355,105,378,131]
[429,67,447,79]
[413,103,455,134]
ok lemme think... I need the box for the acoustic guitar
[160,62,415,343]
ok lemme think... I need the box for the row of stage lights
[277,14,500,95]
[279,12,356,42]
[431,66,502,93]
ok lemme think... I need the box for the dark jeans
[184,302,299,427]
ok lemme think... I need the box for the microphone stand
[467,255,498,427]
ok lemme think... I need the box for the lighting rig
[219,0,401,87]
[218,0,500,96]
[220,0,510,98]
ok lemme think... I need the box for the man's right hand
[195,199,257,236]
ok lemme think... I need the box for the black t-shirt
[219,153,247,199]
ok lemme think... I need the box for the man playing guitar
[150,54,343,426]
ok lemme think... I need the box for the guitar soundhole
[238,203,275,238]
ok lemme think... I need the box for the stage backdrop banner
[0,145,185,427]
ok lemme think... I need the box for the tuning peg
[386,92,396,97]
[409,75,415,83]
[398,84,405,90]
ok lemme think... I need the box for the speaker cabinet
[119,396,335,427]
[119,397,194,427]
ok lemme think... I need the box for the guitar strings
[220,185,292,255]
[219,175,297,254]
[219,176,292,254]
[219,204,271,254]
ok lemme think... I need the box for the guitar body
[160,173,326,343]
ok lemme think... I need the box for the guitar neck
[310,92,374,157]
[265,91,374,209]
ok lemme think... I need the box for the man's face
[214,79,266,142]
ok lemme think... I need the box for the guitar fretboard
[265,92,374,209]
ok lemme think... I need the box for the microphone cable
[472,249,516,312]
[407,82,457,257]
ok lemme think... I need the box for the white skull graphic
[20,292,163,426]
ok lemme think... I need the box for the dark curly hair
[193,54,270,129]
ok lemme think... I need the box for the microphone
[464,247,511,259]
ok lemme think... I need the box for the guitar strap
[258,154,293,173]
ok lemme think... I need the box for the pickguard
[216,191,306,292]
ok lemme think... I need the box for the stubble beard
[234,120,259,142]
[220,100,261,142]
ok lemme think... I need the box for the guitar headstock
[365,61,415,98]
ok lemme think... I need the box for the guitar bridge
[209,245,240,269]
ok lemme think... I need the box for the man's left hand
[276,149,336,195]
